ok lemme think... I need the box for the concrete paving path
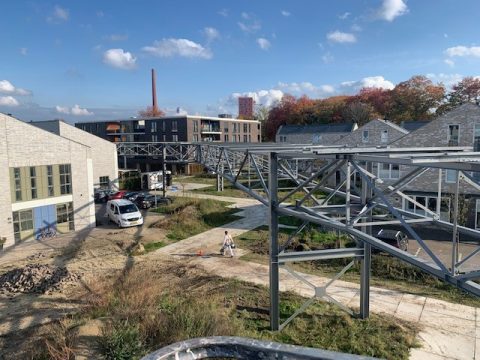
[152,191,480,360]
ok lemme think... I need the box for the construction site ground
[0,182,478,360]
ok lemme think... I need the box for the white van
[107,199,144,228]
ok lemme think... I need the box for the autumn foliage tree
[138,106,165,118]
[449,77,480,106]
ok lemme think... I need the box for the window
[99,176,110,188]
[193,120,198,132]
[152,134,158,142]
[193,134,199,142]
[279,136,287,143]
[56,202,74,231]
[224,134,229,142]
[249,134,251,142]
[448,124,459,146]
[243,135,248,142]
[59,164,72,195]
[378,163,400,179]
[248,123,251,132]
[47,165,54,197]
[243,123,248,132]
[233,123,237,133]
[12,209,33,242]
[163,134,166,142]
[474,123,480,151]
[224,125,229,133]
[232,136,236,143]
[381,130,388,143]
[362,130,369,143]
[172,134,178,142]
[445,169,457,183]
[151,121,157,132]
[30,167,37,199]
[14,167,22,201]
[172,120,178,131]
[162,121,166,131]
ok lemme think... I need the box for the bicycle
[36,226,57,240]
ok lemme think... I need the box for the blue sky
[1,0,479,122]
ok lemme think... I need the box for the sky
[1,0,480,123]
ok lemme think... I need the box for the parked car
[108,191,127,200]
[107,199,144,228]
[137,195,172,209]
[94,189,109,203]
[376,229,408,252]
[123,191,138,201]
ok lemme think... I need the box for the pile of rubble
[0,264,80,294]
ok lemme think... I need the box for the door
[33,205,56,238]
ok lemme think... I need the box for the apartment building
[0,113,96,248]
[76,115,261,144]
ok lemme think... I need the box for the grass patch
[143,241,166,253]
[235,227,480,307]
[151,197,241,241]
[81,261,418,360]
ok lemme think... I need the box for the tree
[138,106,165,118]
[353,87,392,118]
[389,75,445,122]
[449,77,480,106]
[341,101,377,126]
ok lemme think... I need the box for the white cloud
[444,59,455,67]
[277,82,335,97]
[351,24,362,32]
[257,38,271,50]
[341,76,395,92]
[444,33,448,39]
[231,89,284,108]
[0,96,19,107]
[203,27,220,42]
[55,105,70,114]
[238,20,261,33]
[103,48,137,69]
[241,12,250,20]
[327,30,357,44]
[71,104,93,116]
[142,38,212,59]
[218,8,228,17]
[281,10,291,17]
[0,80,31,96]
[56,104,93,116]
[445,46,480,58]
[47,5,69,23]
[426,73,463,88]
[104,34,129,41]
[377,0,408,21]
[339,12,351,20]
[20,47,27,56]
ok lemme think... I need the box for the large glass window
[381,130,389,143]
[12,209,33,242]
[445,169,457,183]
[172,134,178,142]
[193,120,198,132]
[59,164,72,194]
[448,124,459,146]
[151,121,157,132]
[56,202,74,231]
[14,167,22,201]
[243,123,248,132]
[30,167,37,199]
[99,176,110,188]
[172,120,178,131]
[47,165,54,197]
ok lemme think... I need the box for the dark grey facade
[276,123,358,144]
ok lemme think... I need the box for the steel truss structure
[118,142,480,331]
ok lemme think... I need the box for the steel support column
[162,145,167,198]
[359,160,372,319]
[452,170,460,274]
[269,152,280,331]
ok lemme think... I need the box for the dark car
[376,229,408,252]
[108,191,127,200]
[123,192,139,201]
[138,195,172,209]
[94,190,109,203]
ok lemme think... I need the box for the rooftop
[277,123,355,136]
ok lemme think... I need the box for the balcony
[201,126,221,134]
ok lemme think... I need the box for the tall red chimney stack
[151,68,158,113]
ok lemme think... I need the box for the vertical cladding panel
[0,116,13,246]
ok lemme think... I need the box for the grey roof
[400,120,431,132]
[277,123,355,135]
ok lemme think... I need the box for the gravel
[0,264,80,294]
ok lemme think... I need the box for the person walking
[222,230,235,257]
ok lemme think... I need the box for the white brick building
[0,114,116,249]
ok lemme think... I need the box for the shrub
[99,321,144,360]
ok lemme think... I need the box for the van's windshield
[119,204,138,214]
